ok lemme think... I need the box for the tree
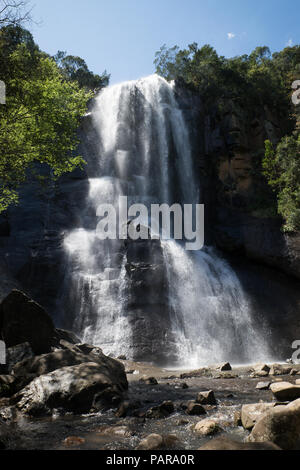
[0,0,32,27]
[263,135,300,232]
[54,51,110,91]
[0,27,94,212]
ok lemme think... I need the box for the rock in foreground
[12,361,127,416]
[249,398,300,449]
[270,382,300,401]
[241,403,276,430]
[0,290,55,354]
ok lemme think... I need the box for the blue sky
[31,0,300,84]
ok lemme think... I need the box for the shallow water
[5,364,294,450]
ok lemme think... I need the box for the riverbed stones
[12,361,127,416]
[0,290,55,354]
[269,364,292,376]
[194,419,220,436]
[95,425,132,437]
[270,381,300,401]
[186,401,206,416]
[139,376,158,385]
[234,410,242,426]
[196,390,216,405]
[63,436,86,447]
[146,400,174,419]
[251,370,269,378]
[256,381,271,390]
[249,398,300,449]
[137,434,164,450]
[254,363,270,374]
[115,400,142,418]
[180,368,211,379]
[241,403,276,430]
[216,362,232,371]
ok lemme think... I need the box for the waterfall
[63,74,272,366]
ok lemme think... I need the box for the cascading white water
[63,74,272,365]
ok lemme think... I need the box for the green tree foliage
[154,43,299,113]
[54,51,110,91]
[263,134,300,232]
[0,26,108,212]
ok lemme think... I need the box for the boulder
[241,403,276,430]
[180,368,211,379]
[0,290,55,354]
[6,343,34,373]
[136,433,178,450]
[137,434,164,450]
[63,436,85,448]
[76,344,102,356]
[115,400,142,418]
[269,364,292,376]
[52,328,81,347]
[270,382,300,401]
[12,361,127,416]
[253,363,270,374]
[194,419,220,436]
[196,390,216,405]
[217,362,232,371]
[296,379,300,385]
[199,436,281,450]
[12,347,127,393]
[234,410,242,426]
[249,398,300,449]
[146,401,174,419]
[256,381,271,390]
[251,371,269,378]
[0,375,13,398]
[139,376,158,385]
[186,401,206,416]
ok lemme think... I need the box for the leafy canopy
[0,25,108,212]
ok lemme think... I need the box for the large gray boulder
[0,290,55,354]
[11,347,127,398]
[12,348,100,378]
[249,398,300,449]
[12,361,127,416]
[270,382,300,401]
[241,403,276,430]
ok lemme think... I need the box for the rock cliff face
[0,85,299,362]
[195,94,300,280]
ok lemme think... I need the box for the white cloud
[227,32,236,40]
[286,38,293,47]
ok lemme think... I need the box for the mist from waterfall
[63,74,272,366]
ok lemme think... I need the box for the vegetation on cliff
[155,43,300,231]
[0,1,109,212]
